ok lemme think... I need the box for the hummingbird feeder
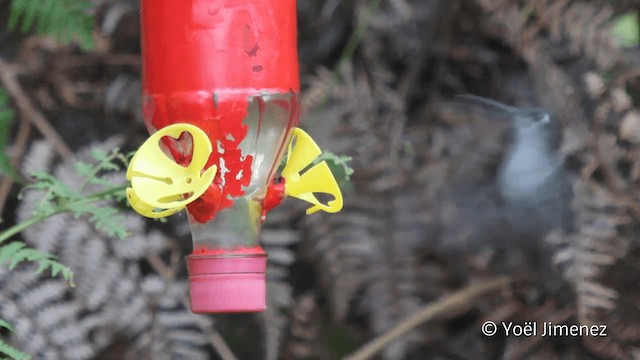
[126,0,344,313]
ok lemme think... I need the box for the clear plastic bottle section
[188,91,298,253]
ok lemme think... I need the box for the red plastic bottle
[140,0,300,313]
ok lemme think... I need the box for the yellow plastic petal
[126,123,217,218]
[126,188,183,218]
[281,128,343,214]
[282,128,321,178]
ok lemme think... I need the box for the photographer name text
[481,321,607,337]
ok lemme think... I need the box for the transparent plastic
[188,91,296,253]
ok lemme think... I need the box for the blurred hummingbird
[454,95,573,241]
[456,95,574,294]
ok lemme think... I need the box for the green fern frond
[612,13,640,48]
[21,172,77,217]
[315,152,354,186]
[0,340,30,360]
[8,0,94,50]
[68,203,128,239]
[73,148,128,190]
[0,90,19,181]
[277,149,354,188]
[76,147,131,203]
[0,320,14,333]
[16,146,130,240]
[0,241,74,286]
[0,319,29,359]
[87,207,127,239]
[19,172,129,239]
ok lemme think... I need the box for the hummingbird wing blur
[454,94,519,114]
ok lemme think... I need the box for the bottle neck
[189,197,263,252]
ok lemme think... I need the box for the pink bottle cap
[186,253,267,313]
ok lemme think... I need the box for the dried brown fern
[300,58,427,359]
[467,0,640,357]
[282,292,323,360]
[260,204,302,360]
[6,0,640,358]
[2,139,215,359]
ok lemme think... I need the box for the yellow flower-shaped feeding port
[281,128,343,214]
[126,123,217,218]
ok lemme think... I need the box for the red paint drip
[262,178,286,220]
[210,94,254,208]
[146,92,255,223]
[186,180,223,223]
[193,246,266,256]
